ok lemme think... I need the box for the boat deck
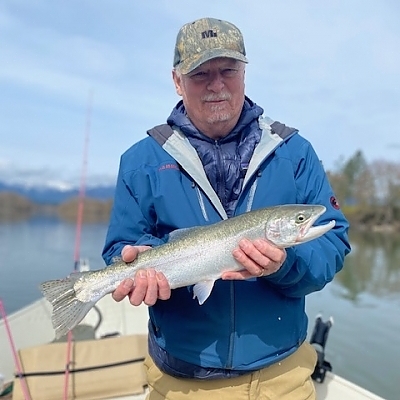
[0,296,385,400]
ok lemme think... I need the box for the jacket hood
[167,96,264,142]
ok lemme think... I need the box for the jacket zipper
[226,280,235,368]
[214,140,226,204]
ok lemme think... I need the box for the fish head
[264,204,335,248]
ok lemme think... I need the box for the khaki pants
[144,342,317,400]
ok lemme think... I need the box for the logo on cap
[201,30,218,39]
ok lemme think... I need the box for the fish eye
[296,213,306,223]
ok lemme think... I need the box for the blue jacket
[102,98,350,378]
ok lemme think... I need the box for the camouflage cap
[173,17,248,74]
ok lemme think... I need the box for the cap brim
[178,49,248,74]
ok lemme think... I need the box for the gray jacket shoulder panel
[147,124,174,146]
[270,120,298,140]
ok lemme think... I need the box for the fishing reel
[310,314,334,383]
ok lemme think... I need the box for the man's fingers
[143,270,171,304]
[128,269,172,306]
[221,270,251,280]
[121,245,151,262]
[129,270,148,306]
[232,241,264,276]
[143,269,158,306]
[253,239,286,265]
[121,246,137,262]
[112,278,134,302]
[156,272,171,300]
[112,244,172,306]
[232,238,286,278]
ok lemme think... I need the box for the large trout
[41,204,335,338]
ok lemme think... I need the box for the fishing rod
[64,90,93,400]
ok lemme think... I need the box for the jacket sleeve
[102,153,164,266]
[264,136,351,297]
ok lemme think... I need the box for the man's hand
[222,238,286,280]
[112,245,171,306]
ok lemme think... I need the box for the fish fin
[193,280,216,305]
[40,272,83,303]
[40,274,95,339]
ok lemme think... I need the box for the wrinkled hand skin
[222,238,286,280]
[111,245,171,306]
[112,238,286,306]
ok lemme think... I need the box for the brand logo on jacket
[330,196,340,210]
[158,163,180,172]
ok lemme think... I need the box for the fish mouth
[299,206,336,243]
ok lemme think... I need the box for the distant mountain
[0,180,115,205]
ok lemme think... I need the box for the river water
[0,217,399,399]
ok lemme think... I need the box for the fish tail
[40,274,96,339]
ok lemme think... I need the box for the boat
[0,293,385,400]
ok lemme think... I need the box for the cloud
[0,0,399,186]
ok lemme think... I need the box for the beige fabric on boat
[12,334,148,400]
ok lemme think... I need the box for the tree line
[2,150,399,229]
[327,150,400,229]
[0,192,113,223]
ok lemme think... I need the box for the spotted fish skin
[40,204,335,339]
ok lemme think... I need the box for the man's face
[172,58,245,138]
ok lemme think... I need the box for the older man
[103,17,350,400]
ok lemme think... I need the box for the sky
[1,0,399,188]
